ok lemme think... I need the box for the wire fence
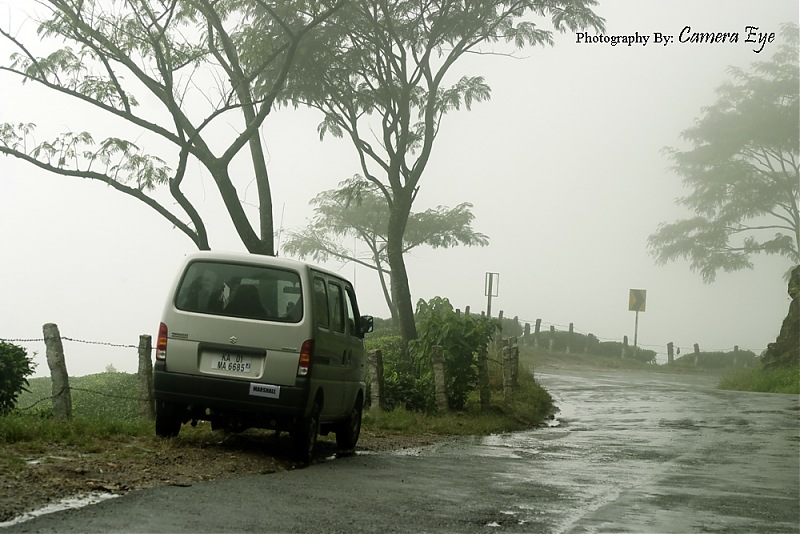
[1,319,757,361]
[0,336,145,350]
[14,386,148,413]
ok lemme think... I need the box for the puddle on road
[0,493,119,529]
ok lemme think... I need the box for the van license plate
[211,352,252,374]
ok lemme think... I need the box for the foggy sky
[0,0,797,376]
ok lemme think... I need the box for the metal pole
[633,310,639,349]
[486,274,493,318]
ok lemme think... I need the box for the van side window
[345,287,357,335]
[313,277,329,328]
[329,283,345,333]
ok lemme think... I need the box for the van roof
[183,251,351,283]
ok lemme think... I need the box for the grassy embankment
[0,355,555,465]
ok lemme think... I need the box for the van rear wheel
[291,400,320,464]
[155,401,181,438]
[335,395,363,450]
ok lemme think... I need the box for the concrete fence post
[510,337,519,389]
[567,323,574,354]
[137,334,155,419]
[667,342,675,364]
[42,323,72,419]
[585,333,595,354]
[502,343,514,402]
[368,349,385,411]
[622,335,628,359]
[431,345,448,413]
[477,346,490,412]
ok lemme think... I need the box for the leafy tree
[649,23,799,282]
[278,0,604,343]
[0,341,36,415]
[0,0,343,255]
[282,178,489,322]
[411,296,499,410]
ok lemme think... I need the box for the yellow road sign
[629,289,647,312]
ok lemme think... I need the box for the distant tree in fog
[282,177,489,322]
[649,23,799,282]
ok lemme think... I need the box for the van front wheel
[335,395,363,450]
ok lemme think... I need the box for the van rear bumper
[153,362,310,419]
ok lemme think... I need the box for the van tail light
[298,339,313,377]
[156,322,168,361]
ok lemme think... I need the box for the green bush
[412,297,498,410]
[366,333,434,412]
[673,350,757,369]
[0,342,36,415]
[529,331,656,364]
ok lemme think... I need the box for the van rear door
[164,260,307,387]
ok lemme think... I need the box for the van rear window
[175,261,302,322]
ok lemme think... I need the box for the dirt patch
[0,428,444,524]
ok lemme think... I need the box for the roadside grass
[3,360,555,460]
[364,364,555,436]
[718,364,800,394]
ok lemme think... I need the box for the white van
[153,251,373,462]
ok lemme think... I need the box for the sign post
[485,272,499,318]
[628,289,647,348]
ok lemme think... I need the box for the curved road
[8,370,800,533]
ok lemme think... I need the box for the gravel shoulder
[0,427,444,524]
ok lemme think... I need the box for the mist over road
[10,370,799,533]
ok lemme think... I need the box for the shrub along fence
[366,336,521,415]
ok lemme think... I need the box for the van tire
[292,399,321,464]
[155,402,182,438]
[335,394,363,450]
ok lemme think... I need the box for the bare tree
[0,0,343,255]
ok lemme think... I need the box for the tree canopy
[277,0,604,342]
[281,177,489,320]
[649,23,799,282]
[0,0,343,255]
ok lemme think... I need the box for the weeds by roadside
[718,364,800,394]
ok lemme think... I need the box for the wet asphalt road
[8,369,800,533]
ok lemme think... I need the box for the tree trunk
[386,201,417,344]
[375,256,399,324]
